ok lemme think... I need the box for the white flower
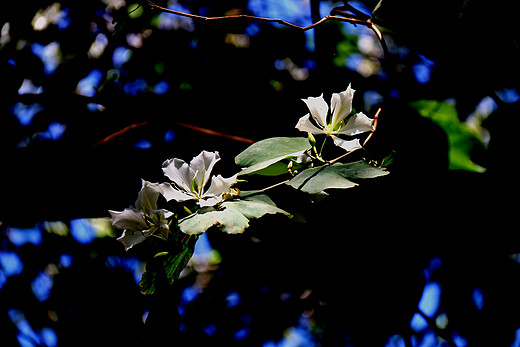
[295,84,375,152]
[109,180,173,250]
[161,150,237,207]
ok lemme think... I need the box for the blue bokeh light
[124,78,148,96]
[70,219,96,244]
[31,270,53,302]
[181,285,200,304]
[59,253,73,268]
[203,324,217,336]
[134,139,152,149]
[113,46,132,68]
[0,251,24,277]
[31,42,61,75]
[164,129,176,142]
[248,0,312,27]
[153,81,169,95]
[234,328,250,341]
[226,291,241,309]
[472,287,484,310]
[413,54,435,84]
[76,69,103,97]
[411,281,442,332]
[12,102,44,126]
[7,226,42,246]
[496,88,520,103]
[35,122,67,141]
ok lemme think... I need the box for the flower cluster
[108,84,387,294]
[109,151,236,249]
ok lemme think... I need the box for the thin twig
[262,179,291,192]
[362,107,381,147]
[331,3,371,20]
[327,108,381,164]
[93,121,148,146]
[327,148,359,165]
[177,122,254,144]
[145,0,387,54]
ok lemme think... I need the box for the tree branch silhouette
[145,0,387,56]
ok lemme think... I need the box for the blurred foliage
[1,0,520,346]
[410,100,487,173]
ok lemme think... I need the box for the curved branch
[145,0,387,55]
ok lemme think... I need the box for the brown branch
[145,0,387,54]
[93,121,149,147]
[362,107,381,147]
[331,5,371,20]
[176,122,254,144]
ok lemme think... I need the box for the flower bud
[308,133,316,147]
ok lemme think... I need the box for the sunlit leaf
[224,194,291,220]
[178,195,290,235]
[410,100,486,172]
[247,161,289,176]
[235,137,310,176]
[178,206,250,235]
[286,160,389,194]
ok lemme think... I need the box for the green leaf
[287,166,357,194]
[250,161,290,176]
[287,161,389,194]
[178,206,249,235]
[138,268,158,295]
[138,235,197,295]
[410,100,486,173]
[178,195,290,235]
[235,137,310,176]
[379,150,396,168]
[224,194,291,220]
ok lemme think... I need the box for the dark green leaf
[286,166,357,194]
[138,235,197,295]
[287,161,389,194]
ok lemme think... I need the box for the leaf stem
[327,149,359,165]
[327,108,381,165]
[319,136,328,157]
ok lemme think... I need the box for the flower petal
[204,174,237,198]
[331,136,362,152]
[337,112,374,136]
[302,94,328,127]
[159,182,195,202]
[162,158,194,191]
[330,84,355,128]
[190,151,220,190]
[117,228,154,250]
[135,180,162,215]
[198,196,223,207]
[160,209,174,219]
[109,207,147,231]
[295,114,325,134]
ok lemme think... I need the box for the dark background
[1,0,520,346]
